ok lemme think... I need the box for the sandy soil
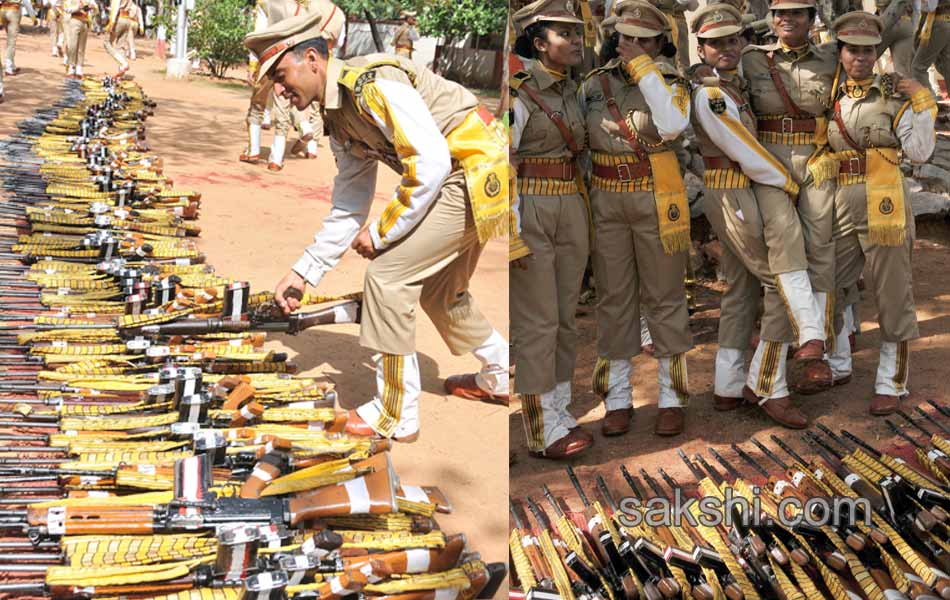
[0,26,509,593]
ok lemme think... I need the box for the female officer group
[509,0,937,458]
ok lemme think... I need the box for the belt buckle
[848,157,862,175]
[562,162,573,181]
[616,163,633,183]
[781,117,795,134]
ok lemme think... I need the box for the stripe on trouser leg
[593,357,610,398]
[752,341,782,398]
[521,394,545,452]
[658,354,689,408]
[894,341,909,393]
[376,354,405,436]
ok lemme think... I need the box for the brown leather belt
[592,160,652,181]
[703,156,741,171]
[838,156,867,175]
[518,161,576,180]
[0,3,20,8]
[757,116,818,134]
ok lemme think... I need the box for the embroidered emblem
[712,10,724,21]
[879,196,894,215]
[485,172,502,197]
[668,203,681,222]
[709,95,726,114]
[354,71,375,95]
[632,8,641,18]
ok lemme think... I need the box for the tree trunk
[364,10,383,52]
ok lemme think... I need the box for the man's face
[271,48,327,110]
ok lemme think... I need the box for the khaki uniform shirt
[511,61,586,161]
[292,54,479,284]
[741,41,837,143]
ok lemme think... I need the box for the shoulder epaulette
[339,59,417,98]
[742,42,777,55]
[510,70,531,91]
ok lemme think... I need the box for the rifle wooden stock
[26,504,157,534]
[344,533,466,575]
[288,468,398,525]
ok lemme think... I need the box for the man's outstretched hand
[275,271,307,315]
[351,228,378,259]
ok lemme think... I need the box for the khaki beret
[690,3,743,38]
[244,5,344,83]
[832,10,883,45]
[512,0,583,35]
[614,0,669,38]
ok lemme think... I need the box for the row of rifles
[510,403,950,600]
[0,76,505,600]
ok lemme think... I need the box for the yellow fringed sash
[445,108,509,244]
[866,148,906,247]
[648,151,690,254]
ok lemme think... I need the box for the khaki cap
[512,0,583,35]
[601,14,618,34]
[245,5,344,83]
[832,10,882,45]
[614,0,669,37]
[769,0,815,10]
[690,4,743,38]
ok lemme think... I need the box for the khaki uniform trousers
[704,187,798,344]
[878,16,915,76]
[360,169,493,358]
[511,191,589,395]
[591,188,692,360]
[761,142,836,295]
[50,10,63,54]
[1,6,19,71]
[912,18,950,93]
[104,16,133,70]
[64,15,89,70]
[833,181,918,343]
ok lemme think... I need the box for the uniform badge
[632,7,641,17]
[354,71,376,96]
[485,172,502,198]
[709,96,726,114]
[668,203,681,222]
[879,196,894,215]
[712,10,724,22]
[566,0,574,13]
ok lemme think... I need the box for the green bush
[189,0,252,78]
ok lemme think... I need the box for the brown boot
[743,386,807,429]
[794,339,825,360]
[343,409,419,443]
[869,394,901,416]
[238,152,260,164]
[793,360,833,395]
[444,373,508,405]
[713,394,742,411]
[530,428,593,459]
[601,408,633,436]
[654,407,685,436]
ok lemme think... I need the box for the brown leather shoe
[444,373,509,405]
[239,152,260,164]
[713,394,742,411]
[793,360,833,395]
[654,407,685,436]
[573,426,594,443]
[261,122,272,130]
[290,139,307,157]
[743,386,807,429]
[869,394,901,416]
[267,162,283,172]
[794,339,825,360]
[343,409,419,443]
[530,428,593,459]
[601,408,633,436]
[833,374,851,387]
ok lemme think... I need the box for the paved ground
[0,26,509,595]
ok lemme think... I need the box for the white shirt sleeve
[693,86,797,192]
[291,140,378,287]
[637,70,690,140]
[895,101,937,163]
[360,77,452,250]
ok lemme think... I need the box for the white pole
[166,0,191,77]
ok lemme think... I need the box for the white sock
[76,65,83,76]
[776,270,823,345]
[658,354,688,408]
[300,120,314,139]
[828,308,853,381]
[306,139,318,155]
[714,347,745,398]
[555,381,577,430]
[746,341,790,399]
[248,123,262,156]
[355,353,421,438]
[814,291,829,339]
[875,341,909,397]
[594,358,633,411]
[262,108,271,126]
[472,329,508,395]
[269,135,286,166]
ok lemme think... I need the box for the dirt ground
[509,138,950,515]
[0,27,508,593]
